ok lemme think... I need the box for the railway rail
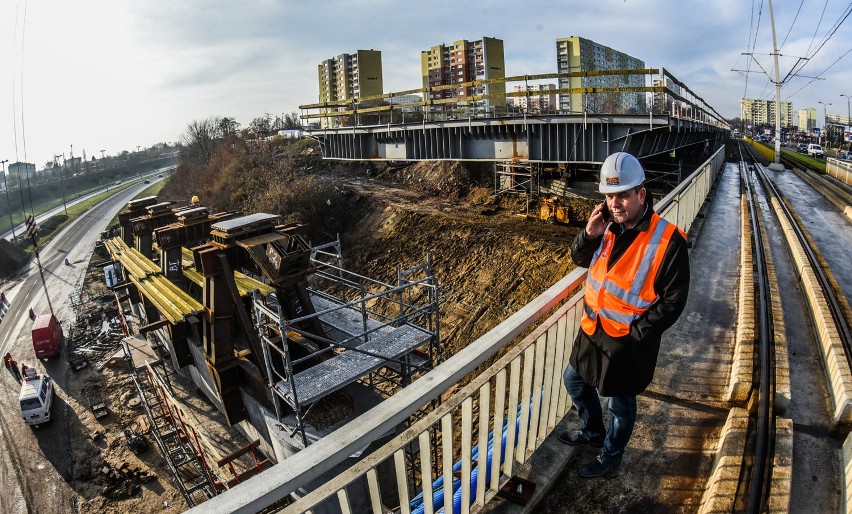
[736,138,852,510]
[779,153,852,211]
[759,150,852,376]
[735,144,777,512]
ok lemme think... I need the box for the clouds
[2,0,852,168]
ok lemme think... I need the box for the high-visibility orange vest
[581,212,683,338]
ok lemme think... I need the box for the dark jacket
[569,199,690,396]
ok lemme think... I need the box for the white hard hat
[599,152,645,193]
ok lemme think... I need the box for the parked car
[807,144,824,158]
[796,143,808,154]
[839,151,852,161]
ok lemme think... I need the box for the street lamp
[818,101,832,148]
[0,159,15,242]
[841,94,852,123]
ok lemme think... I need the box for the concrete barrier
[727,190,752,403]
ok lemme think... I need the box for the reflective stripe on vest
[581,212,680,338]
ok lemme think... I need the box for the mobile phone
[600,202,611,221]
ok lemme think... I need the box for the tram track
[734,144,776,513]
[752,150,852,381]
[733,138,852,510]
[779,154,852,211]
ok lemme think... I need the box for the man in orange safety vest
[560,152,690,478]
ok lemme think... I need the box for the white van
[807,144,824,158]
[19,369,54,426]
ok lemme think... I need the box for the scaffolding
[127,357,272,507]
[494,161,541,196]
[253,241,441,446]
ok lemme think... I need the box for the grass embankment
[745,137,827,172]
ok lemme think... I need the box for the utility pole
[1,159,15,242]
[25,215,54,317]
[55,154,67,214]
[767,0,784,171]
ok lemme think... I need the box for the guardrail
[191,147,725,514]
[826,157,852,186]
[300,68,729,131]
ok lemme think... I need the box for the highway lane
[1,167,173,242]
[0,176,166,514]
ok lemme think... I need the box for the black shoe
[579,454,622,478]
[558,430,604,448]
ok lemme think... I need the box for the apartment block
[798,108,817,131]
[421,36,505,116]
[7,161,36,179]
[388,94,423,113]
[826,112,852,126]
[556,36,646,114]
[741,98,793,128]
[509,84,557,114]
[317,50,383,127]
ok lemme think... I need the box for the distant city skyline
[2,0,851,168]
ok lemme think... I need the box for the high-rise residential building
[826,112,852,126]
[556,36,646,114]
[741,98,793,127]
[7,161,35,179]
[317,50,383,127]
[651,76,676,114]
[508,84,557,113]
[387,94,423,113]
[798,108,817,131]
[421,36,505,116]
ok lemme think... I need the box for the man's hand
[585,202,610,238]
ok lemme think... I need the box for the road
[2,168,172,242]
[0,176,166,514]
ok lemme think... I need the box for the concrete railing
[826,157,852,186]
[191,146,725,514]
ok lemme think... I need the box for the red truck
[32,314,63,359]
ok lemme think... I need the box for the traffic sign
[25,214,38,240]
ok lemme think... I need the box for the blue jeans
[563,363,637,459]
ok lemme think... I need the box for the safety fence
[192,146,725,514]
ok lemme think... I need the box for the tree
[247,114,273,139]
[282,111,302,129]
[218,117,240,137]
[180,117,221,167]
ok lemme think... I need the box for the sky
[2,0,852,169]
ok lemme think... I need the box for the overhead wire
[743,0,765,99]
[785,1,852,83]
[779,0,805,50]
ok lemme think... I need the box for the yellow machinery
[537,197,570,224]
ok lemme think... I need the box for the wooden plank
[516,346,535,463]
[366,469,382,514]
[504,358,521,477]
[491,369,506,492]
[394,450,410,514]
[418,431,434,514]
[548,314,568,430]
[442,414,454,514]
[475,382,490,506]
[527,335,547,456]
[461,397,473,514]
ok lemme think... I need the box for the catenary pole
[767,0,784,171]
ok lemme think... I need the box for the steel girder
[308,114,727,163]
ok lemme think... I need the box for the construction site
[56,191,445,510]
[32,134,714,513]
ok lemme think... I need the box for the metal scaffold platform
[253,239,441,446]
